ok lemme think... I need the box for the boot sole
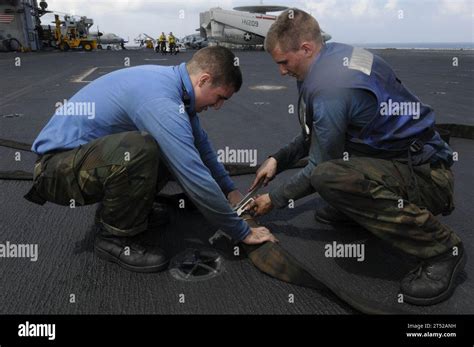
[94,245,169,273]
[402,251,467,306]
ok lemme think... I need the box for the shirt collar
[177,62,196,116]
[299,43,326,93]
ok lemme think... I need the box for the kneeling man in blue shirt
[27,46,277,273]
[248,9,465,306]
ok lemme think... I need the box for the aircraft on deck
[199,5,331,47]
[88,31,128,49]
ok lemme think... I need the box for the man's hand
[247,193,274,217]
[249,157,277,191]
[227,189,243,208]
[242,226,278,245]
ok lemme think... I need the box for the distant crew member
[168,32,177,55]
[248,8,465,306]
[145,38,154,49]
[25,47,278,273]
[120,39,126,50]
[158,32,166,55]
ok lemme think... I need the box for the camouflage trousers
[31,131,169,236]
[311,157,461,259]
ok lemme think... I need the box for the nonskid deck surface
[0,49,472,314]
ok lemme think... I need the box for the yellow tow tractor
[54,14,97,52]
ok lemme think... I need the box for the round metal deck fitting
[169,248,224,282]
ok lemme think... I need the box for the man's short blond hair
[265,8,322,53]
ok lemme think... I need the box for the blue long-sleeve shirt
[269,88,377,208]
[269,87,453,209]
[32,63,251,241]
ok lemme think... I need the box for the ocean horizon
[351,42,474,50]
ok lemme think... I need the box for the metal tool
[233,180,264,216]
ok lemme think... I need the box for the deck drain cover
[169,248,224,282]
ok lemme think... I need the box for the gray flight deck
[0,48,472,314]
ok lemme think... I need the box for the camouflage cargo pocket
[35,149,85,206]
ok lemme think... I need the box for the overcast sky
[41,0,473,44]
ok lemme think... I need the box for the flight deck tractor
[53,14,97,51]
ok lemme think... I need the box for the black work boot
[95,202,171,229]
[94,228,169,273]
[314,203,358,226]
[400,243,466,306]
